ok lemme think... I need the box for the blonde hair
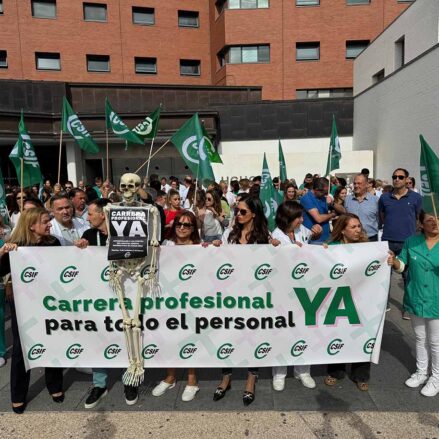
[9,207,51,246]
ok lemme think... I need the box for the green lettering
[141,297,153,313]
[204,296,214,308]
[58,300,72,312]
[266,292,273,308]
[294,287,331,326]
[189,296,202,309]
[324,286,360,325]
[43,296,57,311]
[94,299,107,312]
[252,297,265,309]
[123,298,133,310]
[109,297,118,311]
[237,296,251,309]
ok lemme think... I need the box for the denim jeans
[92,368,108,388]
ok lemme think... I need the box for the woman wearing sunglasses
[197,189,227,242]
[324,213,371,392]
[212,193,273,406]
[270,201,322,392]
[152,210,202,402]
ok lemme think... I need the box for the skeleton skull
[120,173,141,203]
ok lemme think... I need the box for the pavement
[0,273,438,438]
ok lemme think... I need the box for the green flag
[260,153,280,232]
[105,98,144,147]
[278,140,287,182]
[9,112,42,188]
[202,124,222,164]
[0,165,9,225]
[170,113,215,186]
[325,115,341,176]
[62,97,99,153]
[419,135,439,215]
[132,106,161,140]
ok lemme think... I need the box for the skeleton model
[104,173,161,386]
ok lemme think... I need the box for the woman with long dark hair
[152,210,202,402]
[0,208,64,413]
[324,213,370,391]
[212,194,270,406]
[388,211,439,396]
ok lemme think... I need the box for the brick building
[0,0,412,100]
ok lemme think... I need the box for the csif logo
[142,344,160,360]
[100,266,110,282]
[66,343,84,360]
[330,263,347,280]
[254,263,273,281]
[178,264,196,281]
[27,343,46,360]
[179,343,197,360]
[327,338,344,356]
[21,266,38,283]
[291,340,308,357]
[60,265,79,284]
[216,263,234,280]
[291,262,309,280]
[104,344,122,359]
[216,343,235,360]
[254,342,272,360]
[365,260,381,277]
[363,338,376,355]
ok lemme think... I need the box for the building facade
[353,0,439,182]
[0,0,412,100]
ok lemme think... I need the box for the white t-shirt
[271,225,312,246]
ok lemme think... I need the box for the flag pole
[105,128,109,182]
[135,138,170,174]
[20,158,24,211]
[57,129,63,184]
[430,193,439,229]
[144,137,155,183]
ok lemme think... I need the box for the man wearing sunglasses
[379,168,422,317]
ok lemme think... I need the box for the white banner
[10,243,390,370]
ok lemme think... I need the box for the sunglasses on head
[392,175,406,180]
[176,221,193,229]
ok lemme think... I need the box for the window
[31,0,56,19]
[220,45,270,65]
[296,42,319,61]
[0,50,7,68]
[180,60,200,76]
[227,0,268,9]
[0,1,4,15]
[346,40,369,59]
[35,52,60,70]
[178,10,199,28]
[296,0,319,5]
[83,3,107,22]
[372,69,385,84]
[346,0,370,4]
[135,57,157,74]
[395,36,405,70]
[296,88,353,99]
[87,54,110,72]
[132,7,154,25]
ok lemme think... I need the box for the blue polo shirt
[345,193,379,238]
[300,190,329,242]
[378,189,422,242]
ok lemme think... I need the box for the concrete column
[66,141,84,186]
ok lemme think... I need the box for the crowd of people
[0,165,437,414]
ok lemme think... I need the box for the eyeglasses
[237,208,249,216]
[176,222,193,229]
[206,197,213,201]
[392,175,406,180]
[65,186,73,190]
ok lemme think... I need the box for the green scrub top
[397,234,439,319]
